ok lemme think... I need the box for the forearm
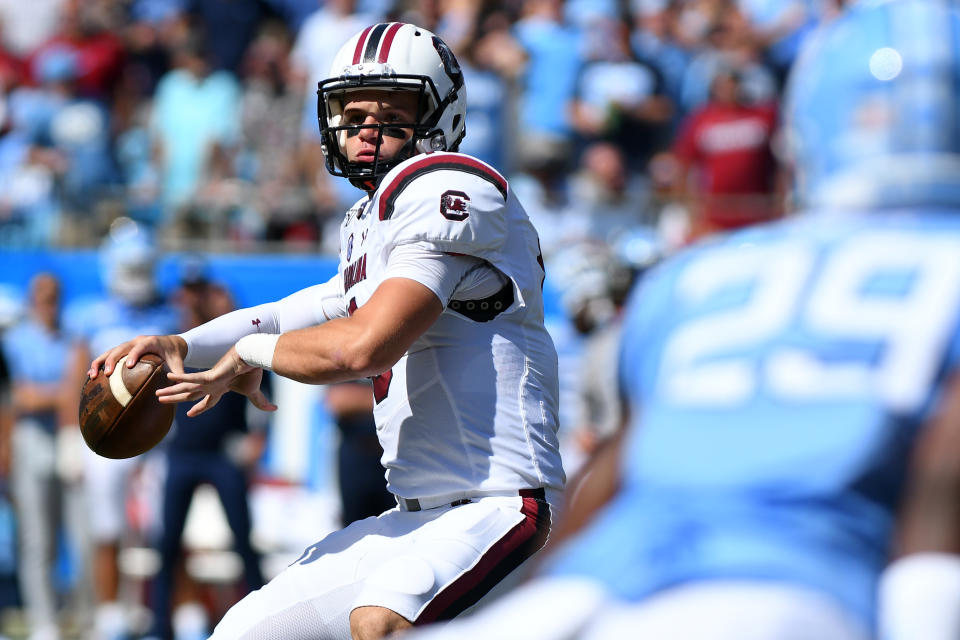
[181,303,282,368]
[548,429,624,550]
[270,319,380,385]
[182,279,346,368]
[896,374,960,555]
[237,277,442,385]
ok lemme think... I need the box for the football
[79,353,175,459]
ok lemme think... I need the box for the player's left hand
[157,347,278,417]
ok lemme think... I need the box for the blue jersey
[545,211,960,631]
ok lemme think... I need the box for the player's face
[342,90,419,164]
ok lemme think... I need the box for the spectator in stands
[290,0,381,249]
[512,0,583,177]
[670,65,781,240]
[570,15,673,171]
[0,86,59,248]
[146,262,266,640]
[567,141,655,246]
[173,0,265,74]
[9,45,117,245]
[27,0,125,103]
[0,34,25,95]
[2,272,88,640]
[149,29,241,238]
[112,1,178,133]
[238,22,315,247]
[629,0,691,132]
[115,104,163,230]
[0,0,65,60]
[454,7,522,174]
[0,315,18,620]
[679,9,778,114]
[736,0,817,85]
[508,148,572,259]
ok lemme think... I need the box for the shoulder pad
[376,152,508,222]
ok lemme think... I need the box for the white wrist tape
[235,334,280,371]
[879,552,960,640]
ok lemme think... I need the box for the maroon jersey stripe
[414,491,551,625]
[352,25,374,64]
[378,23,404,63]
[378,155,508,221]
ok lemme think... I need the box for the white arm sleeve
[180,273,346,368]
[386,243,508,306]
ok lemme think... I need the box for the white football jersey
[337,151,564,500]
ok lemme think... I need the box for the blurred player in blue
[69,217,180,640]
[405,1,960,639]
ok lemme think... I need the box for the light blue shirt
[513,17,583,139]
[150,68,241,209]
[2,317,74,431]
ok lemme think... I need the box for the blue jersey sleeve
[617,257,683,414]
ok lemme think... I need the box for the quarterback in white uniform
[88,22,564,640]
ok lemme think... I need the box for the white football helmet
[100,217,158,307]
[317,22,467,190]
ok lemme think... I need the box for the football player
[70,218,181,640]
[401,0,960,639]
[88,23,564,640]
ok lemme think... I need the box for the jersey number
[658,232,960,410]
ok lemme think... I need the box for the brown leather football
[78,353,175,459]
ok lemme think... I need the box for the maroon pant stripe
[415,492,551,625]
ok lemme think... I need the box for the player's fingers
[186,395,211,417]
[88,351,111,378]
[156,381,206,403]
[247,390,278,412]
[156,389,205,404]
[165,351,185,376]
[156,380,203,398]
[187,392,222,417]
[101,346,132,376]
[124,342,148,368]
[164,370,207,384]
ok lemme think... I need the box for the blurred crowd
[0,0,840,255]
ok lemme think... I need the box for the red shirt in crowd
[673,100,779,233]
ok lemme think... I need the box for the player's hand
[88,335,187,379]
[157,346,277,417]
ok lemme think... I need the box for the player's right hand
[87,334,187,379]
